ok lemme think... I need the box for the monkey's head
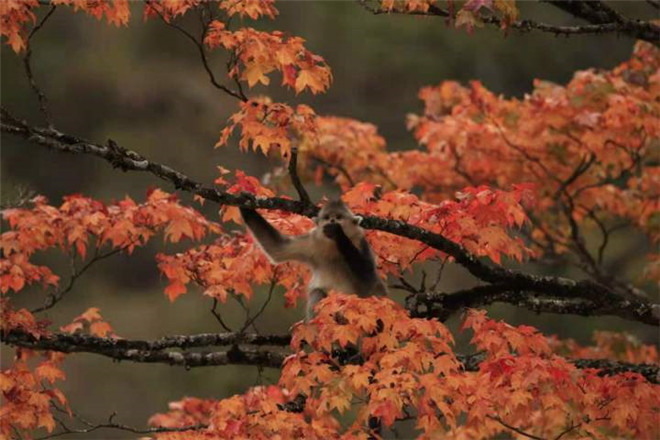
[314,199,362,229]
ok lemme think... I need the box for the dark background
[1,1,657,438]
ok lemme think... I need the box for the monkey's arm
[240,208,311,263]
[324,224,377,280]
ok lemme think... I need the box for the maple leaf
[219,0,278,20]
[204,24,331,94]
[90,321,113,337]
[164,281,187,302]
[53,0,130,26]
[35,362,66,384]
[0,0,38,52]
[295,67,330,95]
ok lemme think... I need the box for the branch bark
[2,329,657,383]
[1,111,657,326]
[1,329,287,369]
[407,285,658,325]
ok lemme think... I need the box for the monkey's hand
[323,222,343,239]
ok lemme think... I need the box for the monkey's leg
[306,288,327,321]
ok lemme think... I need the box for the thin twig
[36,418,205,440]
[23,5,57,128]
[31,243,130,314]
[240,272,278,334]
[150,3,247,101]
[488,415,545,440]
[211,298,233,332]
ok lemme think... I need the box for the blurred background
[1,1,657,438]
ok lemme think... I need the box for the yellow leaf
[244,63,271,87]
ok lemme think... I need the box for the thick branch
[2,329,291,350]
[1,113,657,326]
[407,285,653,324]
[2,329,657,383]
[1,329,287,369]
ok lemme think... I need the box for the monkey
[239,199,387,319]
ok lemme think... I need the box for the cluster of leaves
[150,300,660,439]
[0,0,40,52]
[0,190,216,333]
[0,191,186,439]
[217,99,318,159]
[0,0,131,52]
[375,0,519,33]
[2,1,658,439]
[157,232,309,306]
[0,307,116,436]
[0,349,68,438]
[205,21,331,93]
[1,190,216,287]
[453,0,519,32]
[0,297,49,339]
[1,0,331,99]
[144,0,277,23]
[550,331,659,365]
[295,41,660,281]
[343,182,535,271]
[409,41,659,278]
[60,307,116,338]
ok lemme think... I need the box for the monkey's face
[315,207,361,230]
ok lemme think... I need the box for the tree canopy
[1,1,658,439]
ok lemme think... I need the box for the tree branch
[359,0,660,46]
[148,2,247,101]
[36,418,205,440]
[31,243,131,314]
[1,112,657,326]
[2,329,657,383]
[488,415,545,440]
[1,329,288,369]
[287,142,312,209]
[404,284,655,325]
[23,5,57,128]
